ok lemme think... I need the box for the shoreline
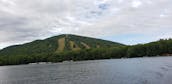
[0,56,171,67]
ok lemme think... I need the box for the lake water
[0,57,172,84]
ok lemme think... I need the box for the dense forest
[0,34,172,66]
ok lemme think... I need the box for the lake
[0,57,172,84]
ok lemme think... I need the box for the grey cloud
[0,0,172,49]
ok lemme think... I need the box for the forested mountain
[0,34,123,57]
[0,34,172,66]
[0,34,124,65]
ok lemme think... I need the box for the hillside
[0,34,124,57]
[0,35,172,66]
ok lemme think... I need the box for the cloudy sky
[0,0,172,49]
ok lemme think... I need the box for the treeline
[127,39,172,57]
[0,47,128,65]
[0,39,172,66]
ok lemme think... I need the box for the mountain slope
[0,34,124,57]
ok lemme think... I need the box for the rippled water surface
[0,57,172,84]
